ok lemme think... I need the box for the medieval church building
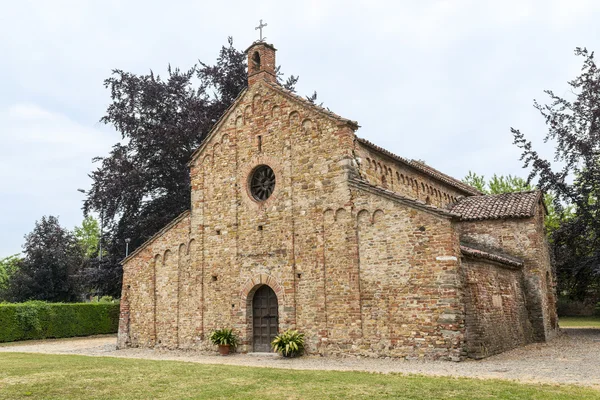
[118,39,558,360]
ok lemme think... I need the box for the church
[117,39,558,360]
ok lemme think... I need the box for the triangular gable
[188,80,361,167]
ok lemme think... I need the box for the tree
[511,47,600,301]
[463,171,486,193]
[0,254,22,301]
[463,171,533,194]
[73,216,100,258]
[83,37,301,296]
[6,216,83,302]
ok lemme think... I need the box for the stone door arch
[252,285,279,352]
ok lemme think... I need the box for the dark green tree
[511,47,600,301]
[6,216,83,302]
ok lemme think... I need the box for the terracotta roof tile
[460,244,524,268]
[356,138,482,196]
[449,191,541,221]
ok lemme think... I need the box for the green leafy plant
[271,329,305,358]
[0,302,119,343]
[98,296,117,303]
[209,328,240,348]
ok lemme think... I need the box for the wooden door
[252,285,279,352]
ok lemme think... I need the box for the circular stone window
[249,165,276,201]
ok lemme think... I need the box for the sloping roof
[448,190,542,221]
[121,210,190,264]
[186,77,479,198]
[245,41,277,53]
[349,178,461,219]
[460,244,524,268]
[188,78,362,167]
[356,138,482,196]
[262,80,359,129]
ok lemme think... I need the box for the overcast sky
[1,0,599,258]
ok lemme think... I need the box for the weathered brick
[117,40,557,360]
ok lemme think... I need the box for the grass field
[559,316,600,328]
[0,353,598,399]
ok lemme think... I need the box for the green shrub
[98,296,118,303]
[209,328,240,348]
[271,329,305,358]
[0,302,120,343]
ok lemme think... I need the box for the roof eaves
[460,244,524,268]
[245,41,277,53]
[356,138,482,196]
[408,160,482,195]
[450,190,542,221]
[263,80,360,130]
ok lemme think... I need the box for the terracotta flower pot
[218,344,231,356]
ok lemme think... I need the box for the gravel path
[2,328,599,388]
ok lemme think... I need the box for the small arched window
[252,51,261,72]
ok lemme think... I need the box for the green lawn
[0,353,598,399]
[559,316,600,328]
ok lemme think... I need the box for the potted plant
[271,329,305,358]
[209,328,240,356]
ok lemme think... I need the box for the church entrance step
[247,352,279,358]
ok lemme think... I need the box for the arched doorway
[252,285,279,352]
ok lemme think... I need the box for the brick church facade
[117,40,558,360]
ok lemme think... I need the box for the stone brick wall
[118,211,192,349]
[353,144,466,209]
[187,79,358,353]
[247,42,277,86]
[347,188,465,360]
[456,206,558,342]
[461,257,533,358]
[119,78,470,359]
[119,50,555,360]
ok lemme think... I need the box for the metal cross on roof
[255,19,267,41]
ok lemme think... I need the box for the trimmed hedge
[0,301,120,343]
